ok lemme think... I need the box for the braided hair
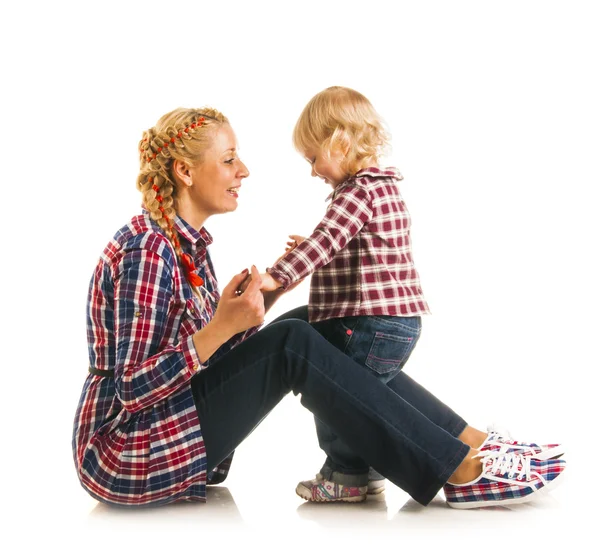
[136,107,229,296]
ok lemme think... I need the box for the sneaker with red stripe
[444,451,566,509]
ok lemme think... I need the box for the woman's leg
[191,319,470,506]
[270,307,470,437]
[269,307,475,485]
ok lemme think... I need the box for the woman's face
[188,124,249,219]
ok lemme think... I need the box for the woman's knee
[274,319,319,347]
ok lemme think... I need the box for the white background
[1,0,598,548]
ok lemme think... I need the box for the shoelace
[487,423,513,441]
[480,452,533,482]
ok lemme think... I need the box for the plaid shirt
[269,167,430,322]
[72,212,257,506]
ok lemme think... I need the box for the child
[256,86,563,502]
[257,86,429,500]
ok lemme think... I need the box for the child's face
[303,147,347,188]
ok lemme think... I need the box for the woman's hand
[212,265,266,335]
[192,267,265,363]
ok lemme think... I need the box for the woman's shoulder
[101,213,176,267]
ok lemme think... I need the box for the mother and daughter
[72,86,565,510]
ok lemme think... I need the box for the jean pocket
[365,332,416,376]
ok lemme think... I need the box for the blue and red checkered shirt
[269,167,431,322]
[72,212,257,506]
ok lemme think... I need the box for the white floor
[8,390,590,551]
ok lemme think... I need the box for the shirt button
[193,364,199,371]
[190,308,196,315]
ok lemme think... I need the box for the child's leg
[311,315,426,486]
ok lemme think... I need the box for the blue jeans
[192,313,468,506]
[311,314,422,485]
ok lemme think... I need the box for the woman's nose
[238,160,250,178]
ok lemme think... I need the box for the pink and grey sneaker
[444,451,566,509]
[481,425,564,460]
[296,473,367,503]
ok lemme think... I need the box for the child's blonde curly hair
[292,86,390,176]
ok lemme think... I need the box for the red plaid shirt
[269,167,430,322]
[72,213,257,506]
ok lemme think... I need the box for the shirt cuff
[182,333,205,374]
[267,265,293,289]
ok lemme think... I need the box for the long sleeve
[113,248,202,413]
[268,183,372,288]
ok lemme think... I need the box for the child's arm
[267,183,372,289]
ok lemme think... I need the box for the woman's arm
[193,266,264,361]
[113,248,201,413]
[113,246,264,413]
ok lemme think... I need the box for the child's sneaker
[444,451,566,509]
[481,424,564,460]
[296,473,367,503]
[367,479,386,495]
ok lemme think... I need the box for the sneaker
[481,424,564,460]
[296,473,367,503]
[367,479,386,495]
[444,451,566,509]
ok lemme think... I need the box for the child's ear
[331,146,348,161]
[331,140,350,158]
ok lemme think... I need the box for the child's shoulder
[352,166,403,182]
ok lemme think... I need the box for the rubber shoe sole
[367,479,385,495]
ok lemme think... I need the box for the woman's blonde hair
[292,86,390,176]
[137,107,228,294]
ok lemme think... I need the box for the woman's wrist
[192,317,236,363]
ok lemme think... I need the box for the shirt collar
[326,166,403,201]
[353,166,403,181]
[141,207,213,249]
[173,215,213,249]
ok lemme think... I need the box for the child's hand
[236,271,283,295]
[286,234,306,252]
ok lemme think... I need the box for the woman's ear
[172,159,193,187]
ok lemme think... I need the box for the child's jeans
[311,314,422,486]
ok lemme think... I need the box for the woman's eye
[225,158,235,164]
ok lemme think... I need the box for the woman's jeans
[191,314,468,506]
[310,313,422,486]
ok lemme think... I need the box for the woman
[72,107,565,509]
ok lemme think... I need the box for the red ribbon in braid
[181,253,204,287]
[148,180,204,288]
[141,117,206,163]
